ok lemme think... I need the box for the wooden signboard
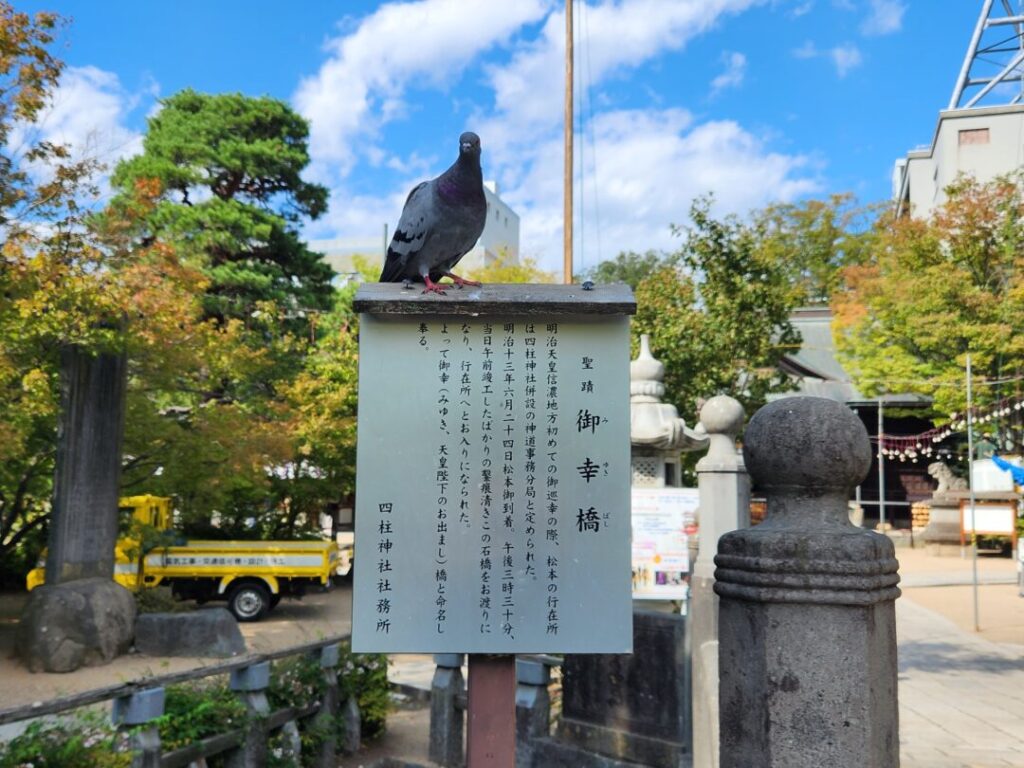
[959,499,1019,548]
[351,284,635,654]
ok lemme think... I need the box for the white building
[894,2,1024,217]
[893,104,1024,217]
[310,180,520,283]
[474,181,520,271]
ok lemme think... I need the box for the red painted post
[466,654,516,768]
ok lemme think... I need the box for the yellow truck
[27,495,350,622]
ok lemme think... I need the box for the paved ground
[0,585,354,715]
[893,548,1024,768]
[898,596,1024,768]
[1,547,1022,767]
[370,549,1024,767]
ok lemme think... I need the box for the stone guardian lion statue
[927,461,968,494]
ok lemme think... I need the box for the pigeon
[379,131,487,294]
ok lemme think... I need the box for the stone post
[715,397,900,768]
[112,687,165,768]
[226,661,271,768]
[47,344,128,584]
[17,345,134,673]
[339,692,362,755]
[691,396,748,768]
[515,657,552,768]
[429,652,465,767]
[313,643,340,766]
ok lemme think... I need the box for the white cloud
[306,107,819,273]
[293,0,551,181]
[710,51,748,95]
[9,65,147,171]
[830,44,863,76]
[792,40,819,59]
[861,0,905,35]
[500,109,820,270]
[791,1,814,17]
[480,0,763,154]
[792,40,863,77]
[299,0,817,274]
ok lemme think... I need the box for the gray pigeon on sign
[379,131,487,294]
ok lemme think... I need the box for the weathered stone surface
[692,395,748,768]
[46,346,127,584]
[17,577,136,673]
[559,609,690,768]
[134,608,246,658]
[429,653,464,767]
[529,737,658,768]
[921,499,961,547]
[715,397,900,768]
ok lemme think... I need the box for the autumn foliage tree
[0,4,111,581]
[834,174,1024,442]
[0,14,353,580]
[0,6,231,579]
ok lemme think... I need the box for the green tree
[109,89,334,333]
[834,174,1024,444]
[578,249,670,289]
[281,283,361,533]
[632,197,800,421]
[755,194,878,306]
[107,91,343,535]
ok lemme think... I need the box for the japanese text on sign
[353,315,632,653]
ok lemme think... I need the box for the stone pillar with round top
[692,394,749,768]
[715,396,901,768]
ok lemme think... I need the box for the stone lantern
[630,334,707,483]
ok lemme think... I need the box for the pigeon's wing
[379,181,432,282]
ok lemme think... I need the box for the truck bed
[143,539,340,584]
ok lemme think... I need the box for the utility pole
[878,397,886,530]
[967,353,980,631]
[563,0,573,285]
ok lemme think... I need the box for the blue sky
[17,0,984,273]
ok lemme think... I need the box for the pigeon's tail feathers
[379,248,408,282]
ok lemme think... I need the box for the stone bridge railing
[715,397,900,768]
[0,635,360,768]
[427,396,901,768]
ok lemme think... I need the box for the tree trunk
[45,345,128,584]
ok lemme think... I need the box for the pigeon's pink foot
[422,276,447,295]
[446,273,482,288]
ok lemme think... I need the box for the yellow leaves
[465,253,557,284]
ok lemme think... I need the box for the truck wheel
[227,582,271,622]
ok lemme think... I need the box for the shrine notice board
[351,283,636,653]
[631,487,698,601]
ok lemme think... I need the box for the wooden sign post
[352,283,636,765]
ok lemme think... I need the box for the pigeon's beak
[461,142,473,152]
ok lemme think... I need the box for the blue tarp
[991,455,1024,485]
